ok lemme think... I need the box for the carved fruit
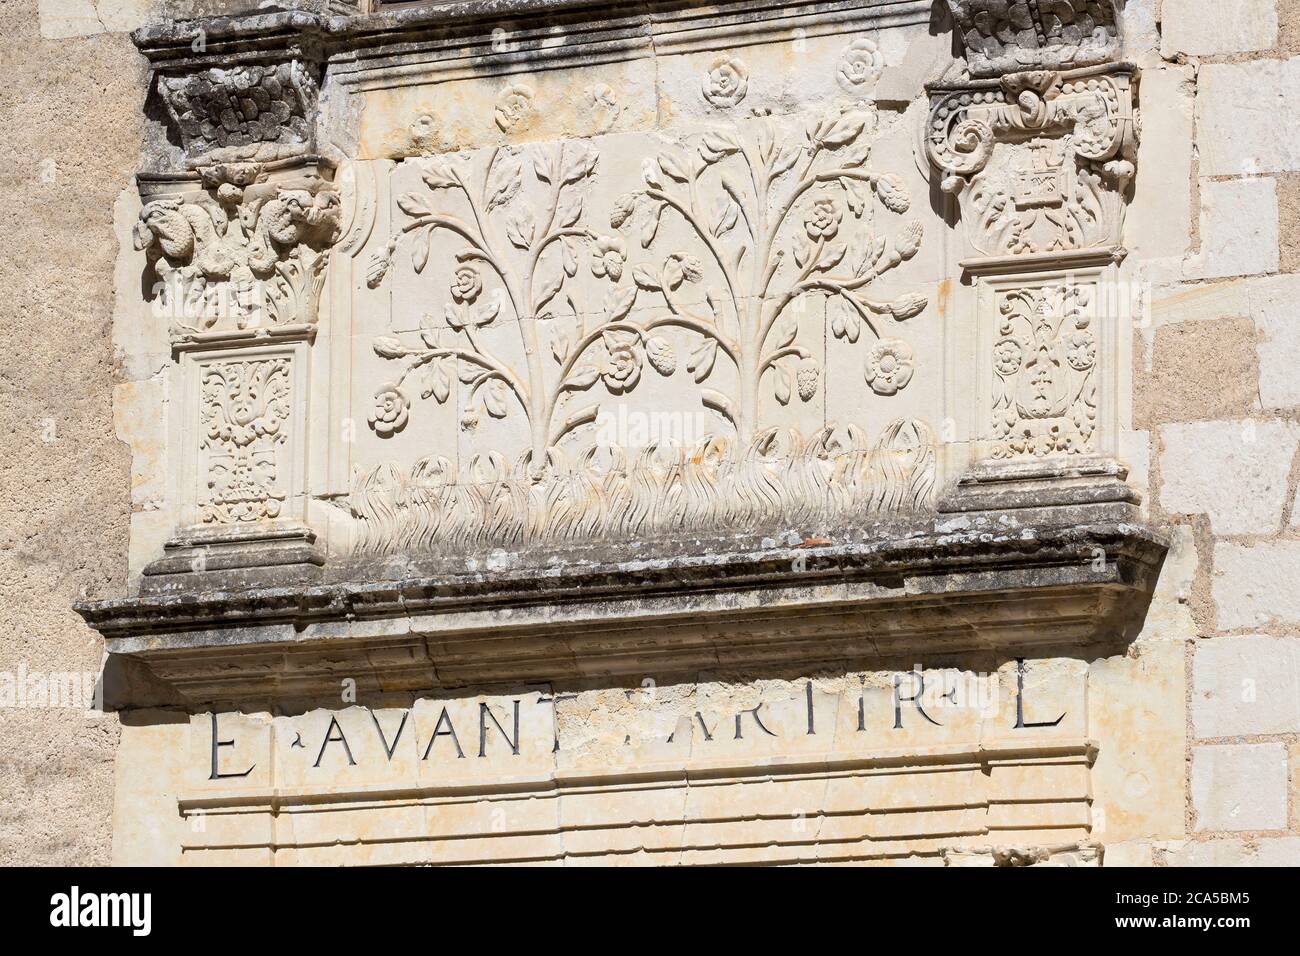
[796,359,819,402]
[646,336,676,375]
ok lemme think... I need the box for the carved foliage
[135,164,342,341]
[158,62,316,162]
[926,68,1136,255]
[354,105,939,553]
[199,358,292,523]
[991,283,1096,458]
[945,0,1120,77]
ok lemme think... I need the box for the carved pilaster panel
[969,255,1120,464]
[181,343,310,532]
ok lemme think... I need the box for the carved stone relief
[944,0,1121,78]
[135,160,342,346]
[351,101,940,554]
[198,356,292,524]
[158,61,318,164]
[925,66,1136,256]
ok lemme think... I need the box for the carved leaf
[506,208,536,249]
[533,148,556,184]
[533,264,565,313]
[483,379,509,418]
[712,197,739,238]
[701,388,736,423]
[422,159,459,190]
[551,327,571,364]
[699,129,742,164]
[557,191,583,228]
[563,364,601,391]
[774,365,792,405]
[397,192,434,217]
[658,152,690,182]
[829,297,860,343]
[632,265,662,292]
[687,337,717,383]
[560,143,599,184]
[373,336,407,359]
[772,145,801,179]
[773,313,799,350]
[412,229,433,274]
[561,238,580,277]
[486,153,524,211]
[603,284,637,322]
[817,243,847,272]
[423,359,452,403]
[475,296,501,327]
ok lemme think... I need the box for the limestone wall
[5,0,1300,867]
[1123,0,1300,866]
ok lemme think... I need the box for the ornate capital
[925,65,1137,256]
[945,0,1121,78]
[134,158,341,347]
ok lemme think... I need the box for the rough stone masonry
[3,0,1300,866]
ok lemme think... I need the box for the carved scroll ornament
[925,67,1136,256]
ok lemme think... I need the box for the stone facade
[3,0,1300,866]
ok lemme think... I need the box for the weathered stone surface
[1159,420,1299,534]
[12,0,1300,869]
[1197,58,1300,177]
[1161,0,1278,57]
[1194,636,1300,737]
[1136,319,1260,426]
[1213,541,1300,630]
[1184,177,1280,278]
[1192,742,1289,832]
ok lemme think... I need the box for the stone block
[1191,742,1288,831]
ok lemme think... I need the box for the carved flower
[450,265,483,304]
[804,195,844,241]
[591,236,627,282]
[993,338,1024,376]
[610,192,639,230]
[875,173,911,214]
[888,293,929,321]
[894,219,924,260]
[865,339,915,395]
[602,329,644,394]
[1065,330,1096,371]
[836,38,884,91]
[703,55,749,108]
[369,384,409,436]
[494,83,534,133]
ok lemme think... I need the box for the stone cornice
[78,516,1166,708]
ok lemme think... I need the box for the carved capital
[944,0,1121,78]
[135,157,342,347]
[925,65,1137,256]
